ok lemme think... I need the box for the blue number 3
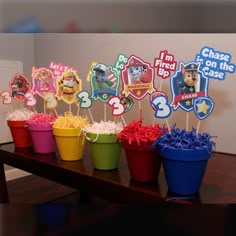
[151,95,172,119]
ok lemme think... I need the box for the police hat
[184,63,198,71]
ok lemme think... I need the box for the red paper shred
[117,117,166,151]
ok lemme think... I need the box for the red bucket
[7,120,32,148]
[125,149,162,182]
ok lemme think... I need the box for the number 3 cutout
[107,96,125,116]
[0,91,13,104]
[76,90,93,109]
[151,95,172,119]
[25,92,37,107]
[44,93,58,109]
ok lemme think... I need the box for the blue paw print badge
[90,63,119,103]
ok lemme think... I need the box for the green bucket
[85,133,121,170]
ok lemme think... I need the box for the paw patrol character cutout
[90,63,119,103]
[170,61,209,112]
[56,70,82,105]
[31,67,56,98]
[10,73,31,102]
[121,55,155,100]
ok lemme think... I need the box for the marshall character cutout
[128,60,147,84]
[121,55,155,100]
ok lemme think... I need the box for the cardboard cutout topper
[10,73,31,102]
[170,61,209,112]
[121,55,155,100]
[31,67,56,98]
[56,70,82,105]
[150,91,172,119]
[195,46,236,80]
[193,96,215,120]
[153,50,177,79]
[90,63,119,103]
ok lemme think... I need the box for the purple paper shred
[152,124,216,152]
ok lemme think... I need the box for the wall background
[0,34,235,176]
[35,34,236,154]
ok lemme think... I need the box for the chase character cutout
[178,63,199,94]
[170,61,208,112]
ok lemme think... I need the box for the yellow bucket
[53,127,85,161]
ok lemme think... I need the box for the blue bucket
[160,147,212,195]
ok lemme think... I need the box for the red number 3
[107,96,125,116]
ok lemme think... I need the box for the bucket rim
[85,132,118,143]
[160,146,212,162]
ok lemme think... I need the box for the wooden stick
[186,112,189,131]
[159,79,163,91]
[152,77,163,126]
[88,109,94,124]
[196,120,201,135]
[152,117,156,126]
[83,109,87,118]
[77,105,80,116]
[138,100,141,112]
[69,104,72,113]
[121,115,127,126]
[165,119,171,134]
[104,103,107,122]
[53,108,58,117]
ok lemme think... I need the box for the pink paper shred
[117,117,166,151]
[27,113,57,125]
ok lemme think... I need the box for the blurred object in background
[0,1,236,33]
[5,16,43,33]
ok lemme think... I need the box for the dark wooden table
[1,142,236,204]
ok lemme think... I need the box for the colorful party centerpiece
[27,113,57,154]
[117,116,165,182]
[153,125,216,197]
[149,49,221,198]
[82,120,123,170]
[6,108,34,148]
[52,112,90,161]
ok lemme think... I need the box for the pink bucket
[27,123,56,154]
